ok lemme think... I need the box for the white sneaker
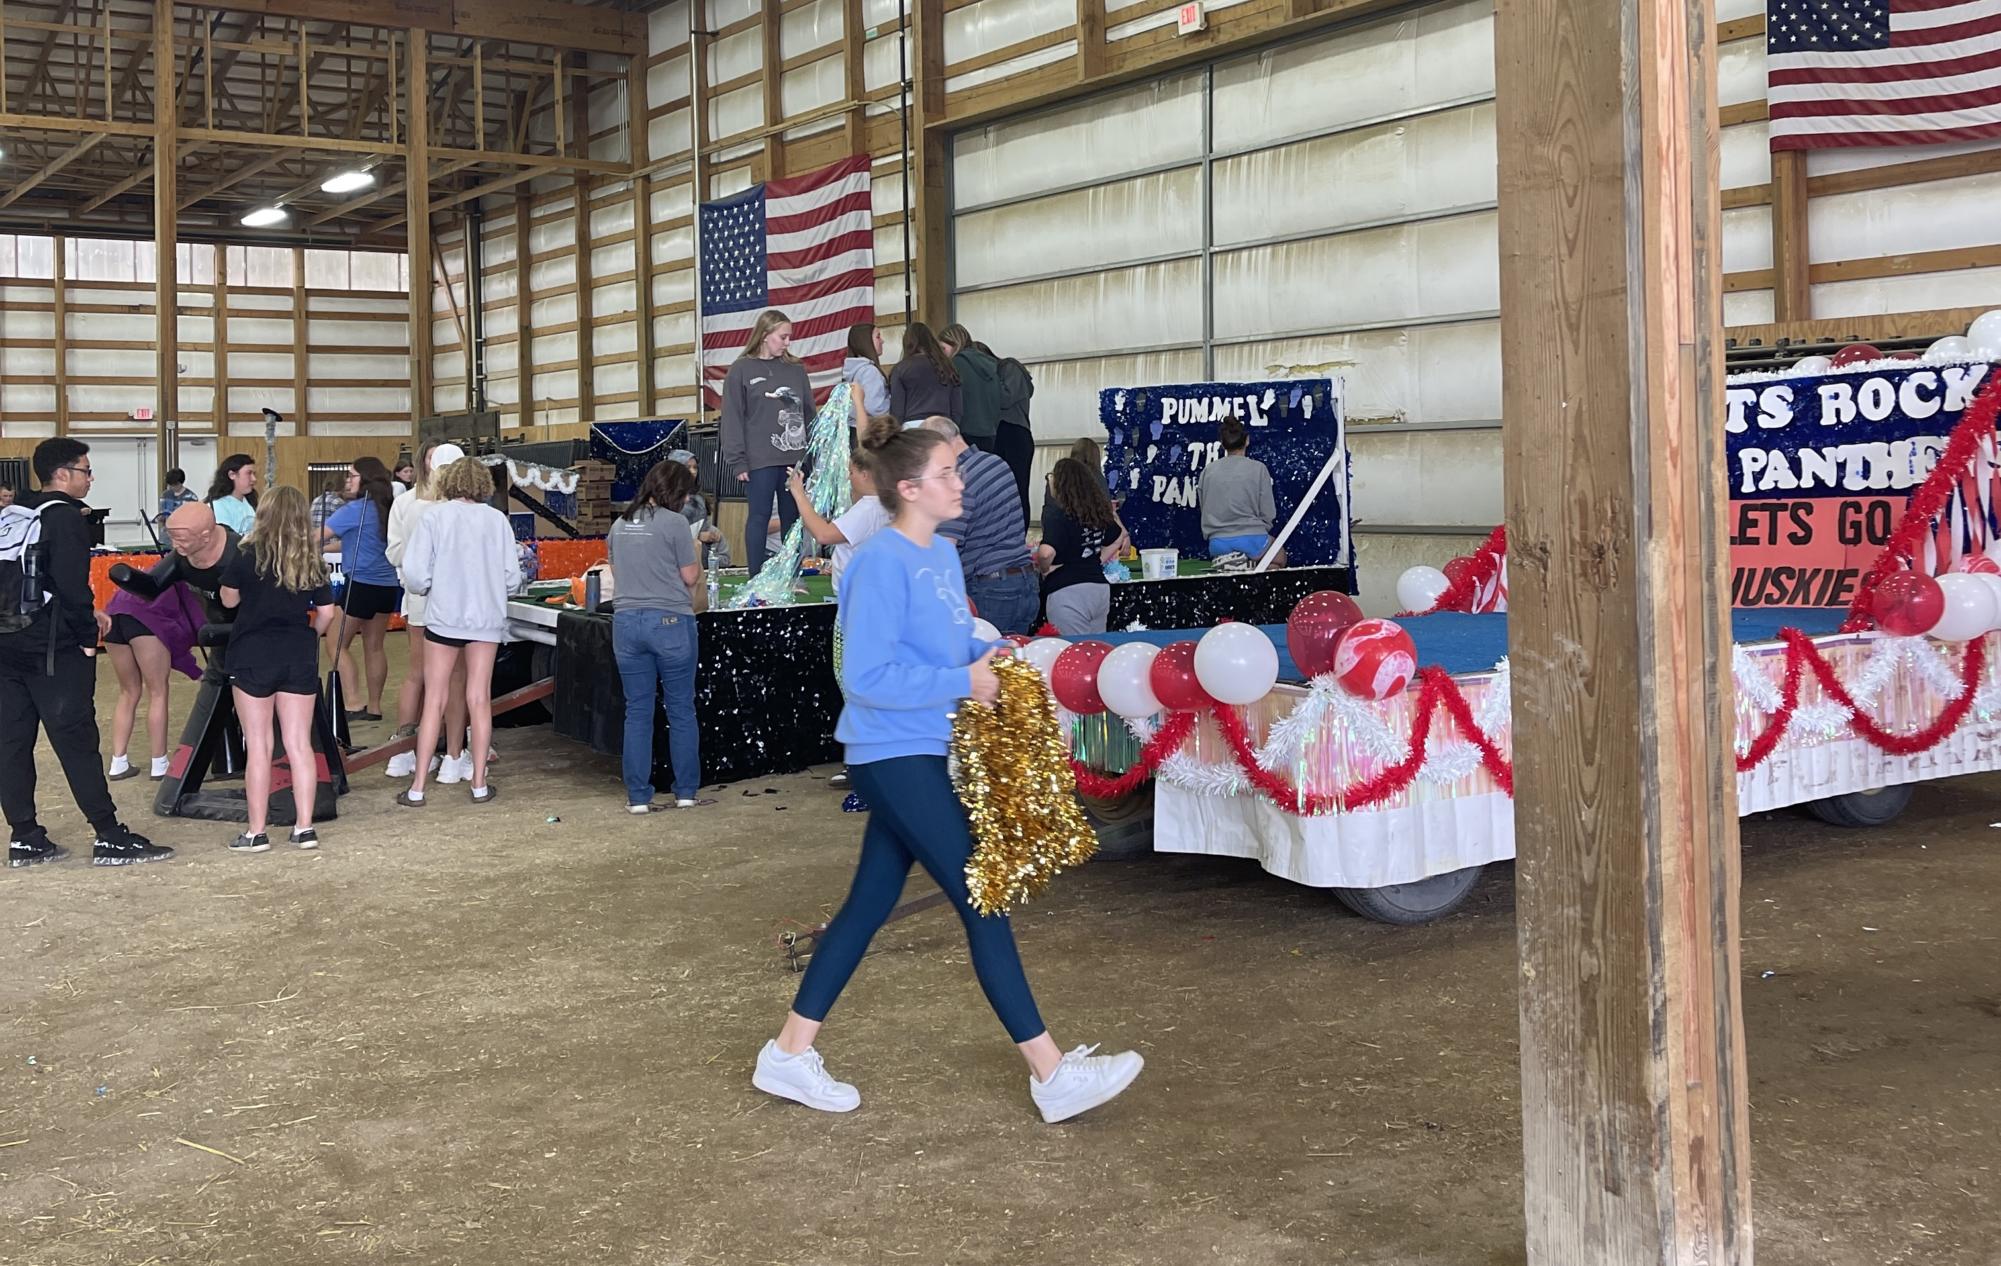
[436,752,471,785]
[1029,1044,1144,1123]
[752,1040,860,1113]
[386,751,416,778]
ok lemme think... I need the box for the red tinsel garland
[1733,628,1985,772]
[1841,374,2001,632]
[1407,524,1508,616]
[1212,702,1345,814]
[1070,710,1197,800]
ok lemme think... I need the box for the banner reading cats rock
[1727,361,1996,607]
[1100,378,1353,570]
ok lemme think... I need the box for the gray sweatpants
[1044,584,1110,636]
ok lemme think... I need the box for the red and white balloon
[1332,619,1417,700]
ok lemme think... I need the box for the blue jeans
[1208,533,1272,559]
[612,608,701,803]
[964,569,1040,636]
[791,756,1047,1042]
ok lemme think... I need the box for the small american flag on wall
[1767,0,2001,149]
[698,155,875,404]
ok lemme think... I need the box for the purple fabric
[105,582,204,681]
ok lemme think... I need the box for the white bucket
[1139,548,1179,580]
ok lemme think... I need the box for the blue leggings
[791,755,1047,1043]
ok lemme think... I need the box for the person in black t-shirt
[218,486,340,854]
[1034,457,1128,636]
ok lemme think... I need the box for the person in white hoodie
[384,441,469,780]
[841,323,891,429]
[395,456,522,808]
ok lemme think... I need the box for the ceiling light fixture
[320,169,376,194]
[239,205,289,228]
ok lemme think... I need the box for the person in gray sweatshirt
[841,323,891,424]
[396,456,523,808]
[1198,417,1286,567]
[720,309,816,576]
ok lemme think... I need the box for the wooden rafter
[0,132,109,210]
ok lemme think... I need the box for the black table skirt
[552,564,1352,785]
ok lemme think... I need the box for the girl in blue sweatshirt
[752,415,1145,1124]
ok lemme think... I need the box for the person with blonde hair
[397,456,522,808]
[218,485,341,853]
[384,440,470,780]
[719,308,814,575]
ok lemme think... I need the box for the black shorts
[102,613,155,646]
[424,629,474,648]
[342,580,403,621]
[231,660,320,699]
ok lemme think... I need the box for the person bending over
[1035,457,1127,636]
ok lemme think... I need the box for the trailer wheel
[1334,865,1487,925]
[1807,784,1915,829]
[1080,784,1155,862]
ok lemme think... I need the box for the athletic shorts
[342,580,403,621]
[103,613,156,646]
[232,660,320,699]
[1208,533,1272,559]
[425,629,475,649]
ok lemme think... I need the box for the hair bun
[859,412,902,451]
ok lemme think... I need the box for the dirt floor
[2,644,1998,1265]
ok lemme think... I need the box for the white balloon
[970,617,1001,643]
[1016,637,1071,682]
[1925,335,1975,363]
[1194,623,1279,706]
[1974,574,2001,630]
[1790,355,1835,374]
[1396,565,1450,614]
[1098,642,1163,719]
[1930,573,1998,642]
[1967,309,2001,359]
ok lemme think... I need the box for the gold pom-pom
[953,656,1099,915]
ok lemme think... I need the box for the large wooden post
[908,0,950,324]
[153,0,178,485]
[1495,0,1752,1260]
[405,31,433,430]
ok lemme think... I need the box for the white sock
[150,755,171,776]
[108,755,130,775]
[405,789,425,803]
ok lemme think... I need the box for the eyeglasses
[908,465,965,485]
[61,464,93,478]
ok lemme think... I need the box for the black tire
[1334,864,1487,925]
[1080,784,1155,862]
[1807,783,1915,828]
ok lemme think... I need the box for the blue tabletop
[1098,608,1851,683]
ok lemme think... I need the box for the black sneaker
[289,828,319,851]
[92,825,176,867]
[8,828,67,869]
[229,832,271,854]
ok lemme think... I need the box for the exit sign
[1176,1,1206,34]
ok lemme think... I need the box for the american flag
[699,155,875,404]
[1767,0,2001,150]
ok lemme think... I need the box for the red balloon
[1440,557,1479,612]
[1285,591,1365,678]
[1149,640,1213,712]
[1051,641,1113,714]
[1830,342,1881,367]
[1872,570,1945,637]
[1332,619,1419,701]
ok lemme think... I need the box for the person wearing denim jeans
[607,459,713,812]
[614,608,701,805]
[921,417,1042,635]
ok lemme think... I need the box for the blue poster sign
[1099,378,1352,571]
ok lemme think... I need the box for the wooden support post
[406,31,433,431]
[516,189,534,428]
[842,0,866,154]
[628,54,656,417]
[761,0,783,178]
[691,26,712,424]
[908,0,950,323]
[1496,0,1751,1261]
[154,0,178,487]
[298,26,310,136]
[291,246,309,433]
[473,41,484,150]
[575,175,595,420]
[52,233,68,436]
[1076,0,1107,80]
[1771,150,1810,323]
[212,245,228,434]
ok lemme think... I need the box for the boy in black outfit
[1,439,175,868]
